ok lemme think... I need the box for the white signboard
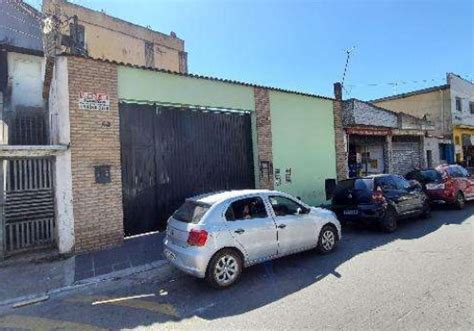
[79,92,110,111]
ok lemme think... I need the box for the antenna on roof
[341,46,356,89]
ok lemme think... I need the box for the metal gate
[120,104,255,236]
[0,158,56,255]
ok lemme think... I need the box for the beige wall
[374,89,452,138]
[44,0,186,73]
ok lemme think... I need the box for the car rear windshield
[172,201,211,224]
[332,178,374,205]
[419,169,442,183]
[337,178,374,191]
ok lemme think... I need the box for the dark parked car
[330,174,430,232]
[406,165,474,209]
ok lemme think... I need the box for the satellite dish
[43,17,53,34]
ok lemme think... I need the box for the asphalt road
[0,205,472,330]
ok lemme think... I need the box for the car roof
[341,174,389,181]
[188,189,282,205]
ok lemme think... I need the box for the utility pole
[341,46,356,89]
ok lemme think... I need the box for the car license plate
[164,249,176,261]
[426,183,438,190]
[343,209,359,215]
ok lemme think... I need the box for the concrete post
[333,83,348,180]
[384,135,393,173]
[419,135,426,169]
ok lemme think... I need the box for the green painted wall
[118,66,260,187]
[269,91,336,206]
[117,66,255,111]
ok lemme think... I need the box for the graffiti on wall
[274,167,292,186]
[285,168,292,183]
[259,161,273,182]
[79,92,110,111]
[274,168,281,186]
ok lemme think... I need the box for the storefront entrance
[348,135,385,177]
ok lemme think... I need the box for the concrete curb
[0,259,169,309]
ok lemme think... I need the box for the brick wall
[254,87,274,189]
[67,57,123,252]
[333,83,348,180]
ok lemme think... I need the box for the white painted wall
[448,73,474,127]
[7,52,45,109]
[49,57,75,254]
[424,137,444,167]
[352,99,398,128]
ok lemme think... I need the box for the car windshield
[173,201,211,224]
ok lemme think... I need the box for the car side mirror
[296,207,302,215]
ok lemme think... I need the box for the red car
[406,165,474,209]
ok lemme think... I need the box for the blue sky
[28,0,473,100]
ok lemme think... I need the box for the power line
[346,74,473,89]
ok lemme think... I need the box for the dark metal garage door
[120,104,255,236]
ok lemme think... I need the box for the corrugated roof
[346,98,428,122]
[62,53,335,101]
[370,84,450,103]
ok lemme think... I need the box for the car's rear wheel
[206,249,243,289]
[317,225,338,254]
[454,192,465,210]
[381,206,398,232]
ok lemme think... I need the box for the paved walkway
[0,232,166,306]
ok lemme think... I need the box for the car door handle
[234,229,245,234]
[277,224,286,229]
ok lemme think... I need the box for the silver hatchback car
[163,189,341,288]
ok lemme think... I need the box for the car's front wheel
[381,206,398,232]
[317,225,338,254]
[454,192,465,210]
[206,249,243,289]
[421,201,431,219]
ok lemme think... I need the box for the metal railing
[0,109,49,145]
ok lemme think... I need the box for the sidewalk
[0,232,168,307]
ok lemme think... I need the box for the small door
[267,195,318,255]
[224,196,277,263]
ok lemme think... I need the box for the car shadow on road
[13,204,471,330]
[164,203,473,323]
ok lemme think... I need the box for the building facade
[43,0,188,73]
[342,98,433,177]
[43,54,338,255]
[372,73,474,166]
[0,1,67,259]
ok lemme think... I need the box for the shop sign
[79,92,110,111]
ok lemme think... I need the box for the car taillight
[187,229,208,246]
[372,187,385,203]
